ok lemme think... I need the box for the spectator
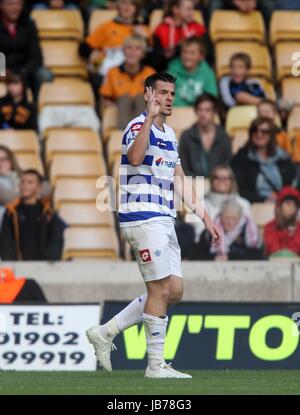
[79,0,150,94]
[231,117,296,203]
[100,34,155,129]
[0,71,37,130]
[0,145,20,228]
[0,267,47,303]
[0,169,66,260]
[33,0,78,9]
[220,53,265,109]
[0,0,53,99]
[198,199,263,260]
[150,0,206,71]
[179,94,231,177]
[264,186,300,258]
[167,36,217,106]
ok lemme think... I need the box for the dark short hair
[247,117,277,157]
[230,53,252,70]
[258,99,277,111]
[193,93,219,112]
[144,72,176,91]
[181,36,206,55]
[22,169,44,184]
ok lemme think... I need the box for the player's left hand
[204,217,222,248]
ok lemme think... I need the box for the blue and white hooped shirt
[118,112,180,227]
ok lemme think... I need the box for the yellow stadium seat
[215,42,271,80]
[59,203,115,227]
[275,42,300,81]
[168,107,197,139]
[63,227,119,259]
[16,153,44,174]
[225,105,257,136]
[0,130,39,154]
[89,9,118,34]
[31,9,83,40]
[258,79,277,101]
[46,129,102,164]
[102,105,118,142]
[41,40,87,79]
[54,178,100,208]
[288,106,300,135]
[270,11,300,45]
[231,130,249,155]
[107,130,123,169]
[38,79,95,111]
[210,10,265,43]
[282,77,300,106]
[50,154,107,185]
[149,9,204,33]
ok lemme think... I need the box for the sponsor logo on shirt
[155,157,176,168]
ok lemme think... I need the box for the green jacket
[168,58,218,106]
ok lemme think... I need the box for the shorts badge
[139,249,152,263]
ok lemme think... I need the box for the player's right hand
[145,86,160,119]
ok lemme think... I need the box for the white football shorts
[121,219,183,282]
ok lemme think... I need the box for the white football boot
[145,362,192,379]
[86,325,117,371]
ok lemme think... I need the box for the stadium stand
[0,130,39,155]
[225,105,258,136]
[59,203,115,228]
[88,9,118,34]
[107,130,123,170]
[149,8,204,33]
[53,178,100,209]
[275,41,300,81]
[270,11,300,45]
[287,106,300,135]
[281,77,300,106]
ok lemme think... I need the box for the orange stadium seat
[88,9,118,34]
[38,79,95,111]
[31,9,84,40]
[102,105,118,142]
[107,130,123,169]
[225,105,257,136]
[210,10,265,43]
[41,40,87,79]
[0,130,39,155]
[282,77,300,106]
[168,107,197,139]
[53,178,100,208]
[46,129,102,164]
[16,153,44,174]
[275,42,300,81]
[287,106,300,135]
[59,203,115,228]
[63,227,119,259]
[50,154,107,185]
[149,9,204,33]
[270,11,300,45]
[215,42,271,80]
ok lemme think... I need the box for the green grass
[1,370,300,395]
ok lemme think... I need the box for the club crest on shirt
[139,249,152,263]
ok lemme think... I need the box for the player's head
[144,72,176,116]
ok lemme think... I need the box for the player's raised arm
[174,163,222,248]
[127,87,160,166]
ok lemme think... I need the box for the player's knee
[168,288,183,304]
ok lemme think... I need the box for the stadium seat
[259,79,277,101]
[275,42,300,81]
[215,42,271,80]
[38,79,95,111]
[59,203,115,227]
[63,227,119,259]
[54,178,100,208]
[41,40,87,79]
[282,77,300,106]
[225,105,257,136]
[251,203,274,233]
[168,107,197,138]
[0,130,39,155]
[16,153,44,174]
[210,10,265,43]
[88,9,118,34]
[31,9,84,40]
[149,9,204,33]
[231,130,249,155]
[50,154,107,185]
[107,130,123,169]
[102,105,118,142]
[270,11,300,45]
[287,106,300,135]
[46,129,102,164]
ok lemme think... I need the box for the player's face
[153,81,175,116]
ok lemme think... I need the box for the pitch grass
[1,370,300,395]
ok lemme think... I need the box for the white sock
[143,312,168,370]
[100,294,147,341]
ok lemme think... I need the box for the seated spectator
[79,0,150,93]
[231,117,296,203]
[275,0,300,10]
[179,94,231,177]
[0,169,66,261]
[0,145,20,228]
[100,34,155,129]
[219,53,265,109]
[33,0,78,9]
[185,165,251,241]
[167,36,217,106]
[198,199,263,260]
[151,0,206,71]
[0,0,53,99]
[0,71,37,130]
[0,267,47,303]
[264,186,300,258]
